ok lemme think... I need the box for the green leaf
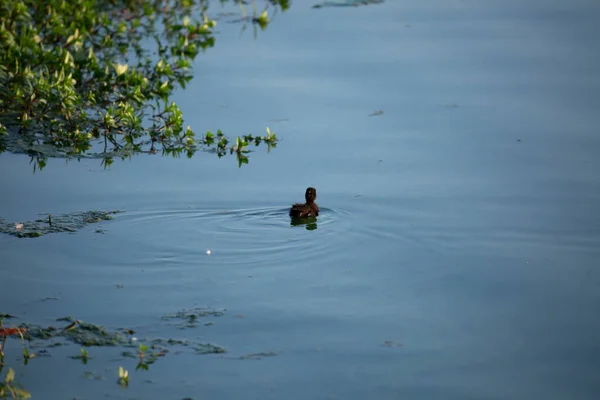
[5,368,14,383]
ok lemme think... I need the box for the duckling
[289,187,319,218]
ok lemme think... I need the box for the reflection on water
[290,216,318,230]
[1,0,600,399]
[106,206,352,268]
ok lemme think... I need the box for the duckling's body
[289,187,319,218]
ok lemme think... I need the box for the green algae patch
[63,322,128,347]
[161,307,226,329]
[194,344,226,355]
[149,338,226,355]
[2,308,231,382]
[24,322,128,347]
[0,210,119,238]
[21,319,226,355]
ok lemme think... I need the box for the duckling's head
[305,187,317,203]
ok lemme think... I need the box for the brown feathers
[289,187,319,218]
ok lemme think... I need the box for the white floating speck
[206,249,211,256]
[15,223,23,231]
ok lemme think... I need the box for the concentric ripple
[107,206,355,269]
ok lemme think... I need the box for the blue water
[1,1,600,399]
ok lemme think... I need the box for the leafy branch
[0,0,287,169]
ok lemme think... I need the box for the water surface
[1,1,600,399]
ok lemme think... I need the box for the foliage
[0,368,31,400]
[0,321,31,400]
[70,348,90,364]
[117,366,129,387]
[0,0,287,169]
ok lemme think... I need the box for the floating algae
[22,321,226,355]
[25,322,129,347]
[0,210,119,238]
[161,307,226,329]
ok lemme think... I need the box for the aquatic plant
[117,366,129,387]
[0,210,118,239]
[161,306,226,328]
[70,348,91,364]
[0,0,287,170]
[0,312,232,397]
[0,326,30,366]
[133,344,168,371]
[0,368,31,400]
[0,322,32,399]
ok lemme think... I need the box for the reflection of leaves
[313,0,383,8]
[225,1,289,38]
[236,152,249,168]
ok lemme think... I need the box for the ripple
[109,206,356,268]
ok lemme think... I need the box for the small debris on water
[206,249,211,255]
[15,223,23,230]
[239,351,277,360]
[382,340,403,348]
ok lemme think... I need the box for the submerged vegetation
[0,0,289,170]
[0,308,237,397]
[0,210,118,238]
[0,319,31,400]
